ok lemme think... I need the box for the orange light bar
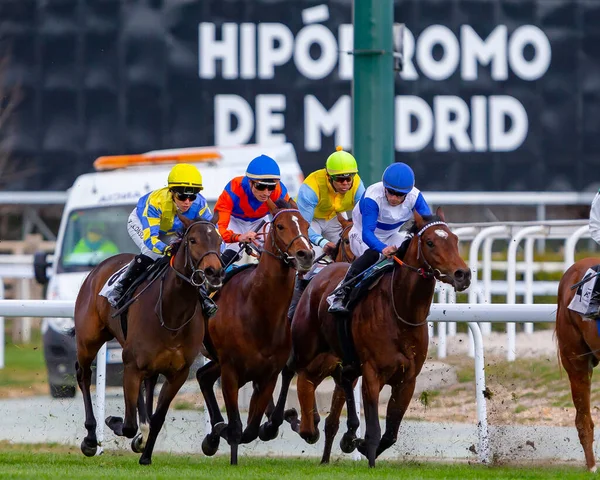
[94,150,222,171]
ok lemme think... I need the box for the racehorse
[330,214,354,263]
[74,216,223,465]
[556,257,600,472]
[267,208,470,467]
[196,198,314,465]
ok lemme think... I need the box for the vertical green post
[352,0,395,186]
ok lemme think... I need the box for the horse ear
[337,213,352,228]
[266,197,277,213]
[210,210,219,226]
[413,209,424,227]
[178,213,193,229]
[435,206,446,222]
[288,198,298,209]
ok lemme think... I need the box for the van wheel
[50,384,76,398]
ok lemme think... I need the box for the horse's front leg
[296,370,322,444]
[220,364,243,465]
[336,365,362,454]
[376,379,416,458]
[105,359,142,439]
[139,368,189,465]
[357,362,381,467]
[242,376,278,444]
[259,363,295,442]
[321,381,346,464]
[196,360,226,456]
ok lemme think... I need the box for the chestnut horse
[196,199,314,465]
[270,208,470,467]
[74,216,223,465]
[329,214,354,263]
[556,257,600,472]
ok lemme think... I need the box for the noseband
[261,209,311,269]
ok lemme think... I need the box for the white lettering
[461,25,508,81]
[304,95,350,151]
[198,23,238,79]
[417,25,460,81]
[471,96,488,151]
[489,95,528,151]
[434,96,473,151]
[508,25,552,81]
[240,23,256,79]
[256,95,287,144]
[395,96,433,152]
[258,23,294,79]
[215,95,254,146]
[294,25,338,80]
[399,27,419,80]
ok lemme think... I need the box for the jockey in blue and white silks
[328,162,431,314]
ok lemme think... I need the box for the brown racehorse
[271,208,470,467]
[196,198,315,465]
[330,214,354,263]
[74,216,223,465]
[556,257,600,473]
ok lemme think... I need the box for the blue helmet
[382,163,415,193]
[246,155,281,182]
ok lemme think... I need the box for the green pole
[352,0,395,186]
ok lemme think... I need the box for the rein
[258,209,311,269]
[389,219,449,327]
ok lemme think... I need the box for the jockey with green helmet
[106,163,218,317]
[296,146,365,258]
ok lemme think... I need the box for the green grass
[0,444,590,479]
[0,327,47,391]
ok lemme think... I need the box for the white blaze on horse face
[291,215,311,249]
[434,229,448,239]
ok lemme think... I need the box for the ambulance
[34,143,304,397]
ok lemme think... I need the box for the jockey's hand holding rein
[382,245,398,258]
[237,231,258,243]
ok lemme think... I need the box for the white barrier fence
[0,299,559,464]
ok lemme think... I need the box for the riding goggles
[253,181,277,191]
[330,173,356,183]
[175,192,197,202]
[385,188,407,198]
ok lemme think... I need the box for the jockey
[296,146,365,257]
[107,163,218,317]
[327,162,432,314]
[215,154,291,266]
[590,191,600,244]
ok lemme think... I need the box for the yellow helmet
[325,146,358,175]
[168,164,203,191]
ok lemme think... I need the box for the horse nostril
[205,267,215,277]
[455,269,471,282]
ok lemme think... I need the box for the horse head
[334,213,354,263]
[178,214,224,292]
[407,207,471,292]
[266,198,315,273]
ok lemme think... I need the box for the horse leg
[139,368,189,465]
[145,374,158,418]
[561,348,596,472]
[220,365,243,465]
[131,382,150,454]
[356,363,381,467]
[321,382,346,464]
[296,370,322,444]
[375,379,416,458]
[242,377,278,444]
[259,364,296,441]
[105,361,142,439]
[76,333,110,457]
[196,360,226,456]
[336,366,361,454]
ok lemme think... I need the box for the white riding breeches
[349,226,408,257]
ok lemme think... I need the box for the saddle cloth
[567,266,600,320]
[99,263,130,300]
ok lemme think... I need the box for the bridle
[335,223,354,263]
[260,209,312,268]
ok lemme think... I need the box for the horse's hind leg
[336,366,361,454]
[241,376,278,444]
[375,379,416,458]
[560,341,597,472]
[321,382,346,464]
[220,365,243,466]
[296,370,322,444]
[356,362,381,467]
[196,360,226,456]
[259,363,295,442]
[76,331,112,457]
[139,369,189,466]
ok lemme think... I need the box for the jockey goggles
[385,188,407,198]
[330,173,355,183]
[252,180,277,191]
[171,186,201,202]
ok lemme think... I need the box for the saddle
[568,264,600,321]
[345,259,394,311]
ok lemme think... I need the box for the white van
[35,143,304,397]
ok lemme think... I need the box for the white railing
[0,299,560,464]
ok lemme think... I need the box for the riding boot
[221,248,240,268]
[336,313,358,368]
[287,276,310,322]
[108,254,154,308]
[199,286,218,318]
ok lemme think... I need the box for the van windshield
[58,206,138,273]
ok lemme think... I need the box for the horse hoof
[340,433,357,454]
[356,438,367,457]
[139,456,152,466]
[105,416,124,436]
[284,408,298,424]
[212,421,227,439]
[300,429,320,445]
[258,422,279,442]
[131,433,144,454]
[202,434,220,457]
[80,438,97,457]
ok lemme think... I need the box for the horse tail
[66,327,76,338]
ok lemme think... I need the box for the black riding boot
[199,287,219,318]
[221,248,240,268]
[287,276,310,322]
[108,254,154,308]
[327,249,381,314]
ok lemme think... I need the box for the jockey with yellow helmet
[107,163,218,317]
[296,146,365,257]
[215,154,291,266]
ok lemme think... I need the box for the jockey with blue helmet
[215,154,291,266]
[107,163,218,317]
[328,162,432,314]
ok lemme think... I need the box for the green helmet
[325,146,358,175]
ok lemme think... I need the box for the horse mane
[407,213,443,235]
[274,198,292,209]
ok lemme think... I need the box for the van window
[58,206,138,273]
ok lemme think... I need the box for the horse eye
[344,239,350,244]
[189,238,196,244]
[276,224,284,230]
[426,240,434,248]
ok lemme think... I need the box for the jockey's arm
[353,179,366,206]
[296,183,328,248]
[197,197,212,221]
[414,192,432,216]
[359,196,387,253]
[214,189,238,243]
[590,192,600,245]
[141,203,168,254]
